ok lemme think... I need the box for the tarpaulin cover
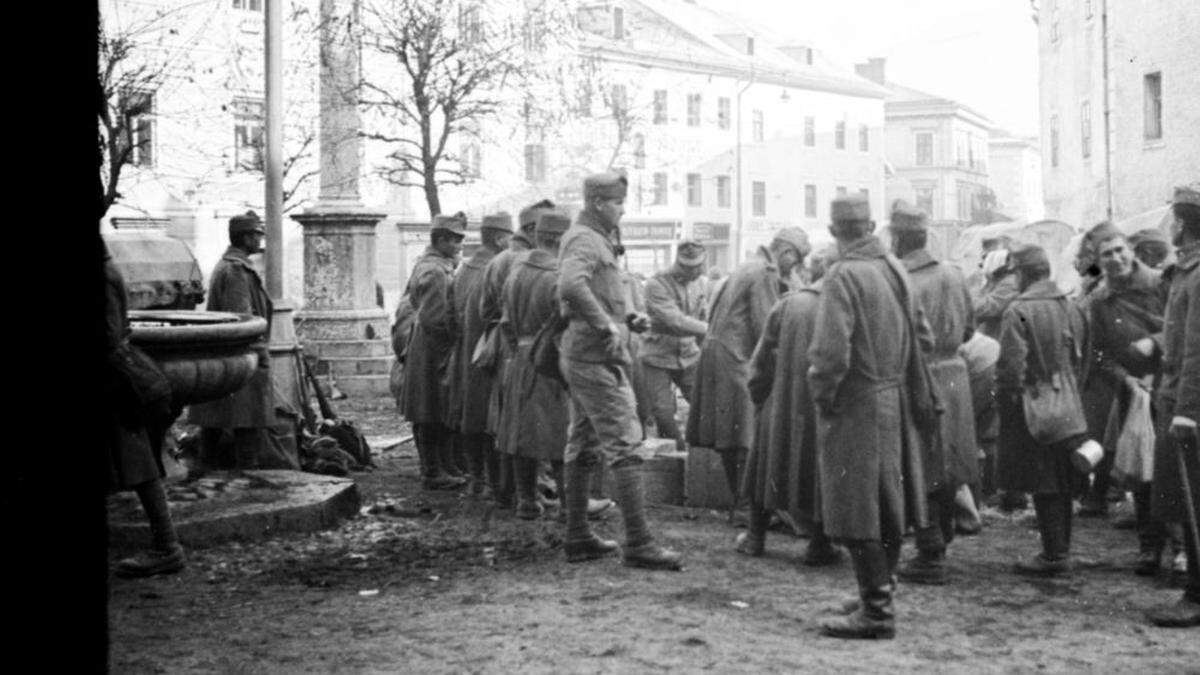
[104,231,205,310]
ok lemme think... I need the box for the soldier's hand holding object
[626,312,650,334]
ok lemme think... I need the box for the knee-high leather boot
[612,461,683,571]
[821,541,895,639]
[563,457,618,563]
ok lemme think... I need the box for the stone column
[293,0,391,397]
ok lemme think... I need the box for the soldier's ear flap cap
[1010,243,1049,270]
[229,210,265,235]
[431,211,468,237]
[831,194,870,222]
[888,200,928,232]
[675,239,707,266]
[583,172,628,201]
[481,212,514,233]
[535,211,571,236]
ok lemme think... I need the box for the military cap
[831,194,871,223]
[1174,184,1200,207]
[1129,227,1169,248]
[535,211,571,236]
[888,200,928,232]
[229,210,265,236]
[771,226,812,259]
[675,239,707,267]
[1086,220,1124,245]
[431,211,468,237]
[1009,243,1049,271]
[519,199,556,229]
[481,211,514,233]
[583,172,628,201]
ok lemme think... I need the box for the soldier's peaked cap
[889,200,928,232]
[535,211,571,236]
[229,210,265,235]
[772,227,811,258]
[481,212,514,233]
[1010,243,1049,270]
[675,240,707,266]
[583,172,628,201]
[431,211,468,237]
[831,194,871,222]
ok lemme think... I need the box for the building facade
[1037,0,1200,229]
[988,131,1045,221]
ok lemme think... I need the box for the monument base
[296,308,393,398]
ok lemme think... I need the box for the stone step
[318,355,395,377]
[328,374,393,398]
[305,339,393,359]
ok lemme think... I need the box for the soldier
[189,211,293,470]
[687,227,809,515]
[401,213,467,491]
[480,199,555,505]
[640,240,709,452]
[888,202,978,586]
[558,172,682,571]
[1143,185,1200,628]
[996,244,1090,578]
[1130,227,1171,270]
[446,212,512,497]
[809,194,934,640]
[737,243,843,566]
[495,211,572,520]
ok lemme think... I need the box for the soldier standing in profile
[640,240,709,452]
[400,213,467,491]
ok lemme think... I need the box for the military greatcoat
[495,249,569,460]
[743,285,823,527]
[479,233,533,436]
[445,245,497,433]
[187,246,274,429]
[903,248,979,491]
[686,246,787,451]
[807,236,930,542]
[399,246,457,426]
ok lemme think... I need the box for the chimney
[855,57,886,85]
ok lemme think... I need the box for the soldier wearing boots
[496,211,572,520]
[401,213,468,491]
[1144,185,1200,628]
[557,172,682,571]
[808,195,933,640]
[446,212,512,497]
[687,227,807,516]
[889,202,979,586]
[737,243,843,566]
[996,244,1090,578]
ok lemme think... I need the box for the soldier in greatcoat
[808,195,934,640]
[686,227,809,513]
[479,200,555,505]
[640,241,709,451]
[1143,185,1200,628]
[495,211,572,520]
[888,202,979,586]
[189,211,293,470]
[737,243,843,566]
[400,213,467,491]
[557,172,681,571]
[996,244,1090,578]
[445,212,512,497]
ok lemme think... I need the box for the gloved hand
[626,312,650,334]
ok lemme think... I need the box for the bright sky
[708,0,1041,136]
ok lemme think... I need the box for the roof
[879,80,995,126]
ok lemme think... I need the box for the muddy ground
[109,397,1200,673]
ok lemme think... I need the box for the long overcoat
[495,249,569,461]
[686,246,786,450]
[400,246,458,426]
[1152,244,1200,523]
[904,248,979,491]
[480,234,533,435]
[445,245,497,433]
[187,246,274,428]
[995,279,1089,495]
[743,285,822,526]
[807,236,931,542]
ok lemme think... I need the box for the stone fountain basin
[128,310,268,406]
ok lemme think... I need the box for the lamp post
[734,69,755,264]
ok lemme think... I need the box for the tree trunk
[424,170,441,217]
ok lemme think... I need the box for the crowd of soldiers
[394,172,1200,639]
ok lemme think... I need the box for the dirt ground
[109,397,1200,673]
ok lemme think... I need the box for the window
[752,110,763,142]
[716,175,731,208]
[746,37,755,55]
[524,144,545,182]
[460,143,481,179]
[1144,72,1162,140]
[956,133,966,167]
[577,82,593,116]
[232,97,264,172]
[860,188,870,203]
[653,172,668,205]
[804,184,817,217]
[915,132,933,166]
[687,93,701,126]
[915,185,935,217]
[1051,9,1060,43]
[752,181,766,216]
[836,186,847,196]
[859,124,869,151]
[612,6,624,39]
[1050,114,1060,167]
[835,120,846,149]
[458,4,481,43]
[1081,101,1092,158]
[968,135,976,169]
[687,173,702,207]
[610,84,627,117]
[1085,0,1093,19]
[653,90,667,125]
[523,11,546,52]
[717,97,731,130]
[232,0,262,10]
[633,134,645,169]
[120,90,155,168]
[957,182,973,220]
[804,116,815,146]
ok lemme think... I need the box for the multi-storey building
[1037,0,1200,229]
[988,130,1045,221]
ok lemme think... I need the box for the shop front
[619,219,680,277]
[691,222,732,274]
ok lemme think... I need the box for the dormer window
[613,6,624,39]
[746,37,754,55]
